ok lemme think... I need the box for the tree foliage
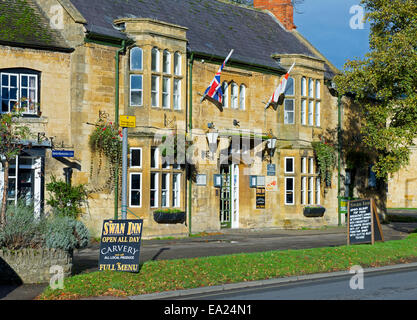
[334,0,417,179]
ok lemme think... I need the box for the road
[176,266,417,300]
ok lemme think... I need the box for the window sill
[15,116,48,124]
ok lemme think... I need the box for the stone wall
[0,248,72,284]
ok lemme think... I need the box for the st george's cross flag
[200,49,234,111]
[265,62,296,110]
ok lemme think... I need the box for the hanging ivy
[312,141,337,188]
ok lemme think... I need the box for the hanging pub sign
[347,199,384,245]
[256,187,266,209]
[99,219,143,273]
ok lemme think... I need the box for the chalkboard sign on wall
[99,219,143,273]
[347,199,383,245]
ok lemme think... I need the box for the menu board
[347,199,383,245]
[99,219,143,273]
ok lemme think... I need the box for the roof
[0,0,71,51]
[70,0,336,78]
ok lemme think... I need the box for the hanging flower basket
[303,205,326,218]
[153,209,186,224]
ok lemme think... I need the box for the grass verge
[38,234,417,300]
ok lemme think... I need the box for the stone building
[1,0,344,238]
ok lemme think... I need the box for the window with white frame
[301,99,306,125]
[308,78,314,98]
[151,147,159,169]
[174,52,181,76]
[130,148,142,168]
[172,173,181,207]
[173,79,181,110]
[308,100,314,126]
[130,47,143,71]
[231,83,238,109]
[285,157,295,174]
[284,99,295,124]
[1,70,40,114]
[162,77,170,108]
[151,75,159,107]
[129,173,142,207]
[161,173,170,207]
[222,81,229,108]
[285,77,294,96]
[163,50,171,74]
[239,84,246,110]
[308,176,314,205]
[301,176,307,205]
[301,77,307,97]
[130,75,143,107]
[285,177,295,205]
[151,47,160,72]
[300,154,319,205]
[315,79,321,99]
[150,172,159,208]
[315,101,321,127]
[316,177,321,205]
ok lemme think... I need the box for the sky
[294,0,371,70]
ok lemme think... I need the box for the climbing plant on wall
[312,141,337,188]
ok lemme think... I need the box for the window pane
[284,99,294,124]
[130,91,142,106]
[151,76,159,107]
[301,77,306,96]
[21,75,28,87]
[173,79,181,110]
[131,149,141,167]
[151,147,158,168]
[301,99,306,125]
[130,47,142,70]
[2,88,9,99]
[285,158,294,173]
[131,174,141,190]
[316,80,321,99]
[308,100,314,125]
[131,191,141,206]
[222,82,229,108]
[10,75,17,87]
[151,47,159,72]
[309,78,314,98]
[162,77,170,108]
[239,85,245,110]
[1,74,8,86]
[131,75,142,89]
[315,102,321,127]
[231,84,238,109]
[174,52,181,75]
[285,77,294,96]
[163,50,170,74]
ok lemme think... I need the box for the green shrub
[0,201,47,250]
[45,216,90,251]
[46,175,87,219]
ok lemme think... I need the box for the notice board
[99,219,143,273]
[347,199,384,245]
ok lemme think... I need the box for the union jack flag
[201,49,234,111]
[265,62,296,110]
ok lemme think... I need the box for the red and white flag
[265,62,295,110]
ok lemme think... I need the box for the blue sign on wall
[52,150,75,158]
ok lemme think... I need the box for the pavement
[1,218,417,301]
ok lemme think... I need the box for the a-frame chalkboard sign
[347,199,384,245]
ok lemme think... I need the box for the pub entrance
[219,164,239,229]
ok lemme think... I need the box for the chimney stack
[253,0,296,30]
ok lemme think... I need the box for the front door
[219,164,239,229]
[219,165,231,229]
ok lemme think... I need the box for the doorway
[219,164,239,229]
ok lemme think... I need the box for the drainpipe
[114,40,126,220]
[187,53,194,235]
[337,94,342,226]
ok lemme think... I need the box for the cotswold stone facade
[1,0,348,239]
